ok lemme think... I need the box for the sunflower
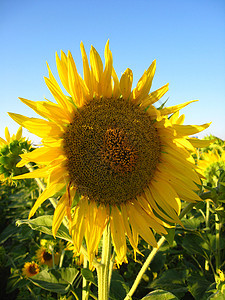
[198,149,225,188]
[22,261,40,277]
[9,41,210,264]
[36,246,60,267]
[0,126,31,182]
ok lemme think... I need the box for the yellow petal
[112,67,121,98]
[120,204,140,255]
[52,193,67,237]
[188,138,215,148]
[102,40,113,98]
[132,60,156,103]
[45,64,74,118]
[15,126,22,140]
[150,182,182,226]
[126,202,157,247]
[156,163,199,191]
[160,100,198,116]
[90,45,103,96]
[133,199,168,235]
[141,83,169,106]
[176,114,185,125]
[71,198,87,253]
[120,68,133,100]
[68,51,84,107]
[8,113,63,138]
[19,97,71,124]
[47,164,68,186]
[161,152,201,185]
[13,166,50,179]
[56,50,70,94]
[144,187,177,224]
[174,123,211,136]
[80,42,93,97]
[110,206,127,264]
[152,178,181,214]
[17,147,63,167]
[175,138,195,152]
[0,137,7,145]
[85,202,108,263]
[29,181,65,218]
[5,127,10,143]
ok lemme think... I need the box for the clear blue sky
[1,0,225,144]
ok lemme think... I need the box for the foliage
[0,137,225,299]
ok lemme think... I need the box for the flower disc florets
[63,97,161,205]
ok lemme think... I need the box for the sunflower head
[9,41,211,265]
[36,246,60,267]
[0,127,32,184]
[22,261,40,277]
[202,135,225,156]
[198,150,225,188]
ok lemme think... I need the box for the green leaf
[0,223,18,244]
[16,215,73,243]
[110,271,130,300]
[148,269,188,299]
[81,268,97,286]
[149,252,166,272]
[141,289,178,300]
[182,232,210,259]
[187,273,211,299]
[6,273,27,293]
[207,291,225,299]
[164,228,175,246]
[182,217,202,230]
[29,268,79,294]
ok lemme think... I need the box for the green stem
[124,236,166,300]
[97,223,111,300]
[82,257,89,300]
[205,200,210,271]
[108,250,116,290]
[124,201,200,300]
[59,249,65,268]
[26,285,38,299]
[205,200,210,230]
[215,213,220,272]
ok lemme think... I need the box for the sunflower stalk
[215,212,221,273]
[124,201,198,300]
[124,236,166,300]
[82,257,89,300]
[97,222,112,300]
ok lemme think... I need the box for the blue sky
[1,0,225,143]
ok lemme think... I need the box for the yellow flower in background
[65,242,85,266]
[198,149,225,187]
[22,261,40,277]
[9,41,211,264]
[36,246,60,267]
[0,126,32,183]
[0,126,23,145]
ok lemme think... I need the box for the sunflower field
[0,43,225,300]
[0,132,224,300]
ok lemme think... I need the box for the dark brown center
[63,97,161,205]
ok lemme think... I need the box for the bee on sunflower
[9,41,211,266]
